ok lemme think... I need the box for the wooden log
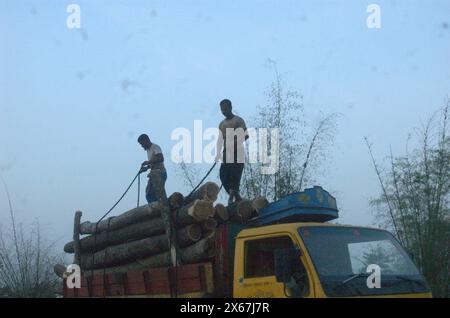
[177,224,202,248]
[53,263,67,278]
[65,218,166,253]
[73,211,82,265]
[179,232,216,262]
[201,217,218,232]
[214,203,229,223]
[81,235,167,269]
[80,224,203,269]
[175,199,214,226]
[150,170,180,269]
[168,192,184,210]
[251,196,269,217]
[83,233,216,276]
[65,220,201,253]
[227,200,254,223]
[202,230,216,240]
[183,182,219,206]
[76,200,210,246]
[79,202,164,235]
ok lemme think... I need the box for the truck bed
[63,224,240,298]
[63,262,215,298]
[63,223,247,298]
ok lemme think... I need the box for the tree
[366,100,450,297]
[0,177,63,298]
[242,60,337,200]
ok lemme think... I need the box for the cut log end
[214,203,229,222]
[227,200,254,223]
[183,182,220,205]
[205,182,220,202]
[186,224,202,241]
[168,192,184,210]
[188,199,214,221]
[64,241,74,254]
[252,196,269,212]
[202,217,218,232]
[53,263,66,278]
[178,224,202,247]
[238,200,254,221]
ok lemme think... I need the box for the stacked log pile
[58,181,268,276]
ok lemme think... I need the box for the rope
[186,162,218,198]
[97,170,141,224]
[137,173,141,208]
[88,169,142,296]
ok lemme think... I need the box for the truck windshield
[298,226,429,297]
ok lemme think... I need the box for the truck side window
[244,236,294,278]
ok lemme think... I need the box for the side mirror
[274,248,302,283]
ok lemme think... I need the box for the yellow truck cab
[232,222,431,298]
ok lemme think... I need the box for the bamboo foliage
[241,61,338,201]
[366,101,450,297]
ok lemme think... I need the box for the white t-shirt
[146,143,165,171]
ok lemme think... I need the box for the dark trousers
[220,163,244,195]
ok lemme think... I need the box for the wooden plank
[63,280,75,298]
[77,287,90,298]
[125,270,147,295]
[106,284,125,297]
[77,262,215,297]
[73,211,82,266]
[175,278,202,294]
[91,285,106,298]
[150,170,179,270]
[105,273,125,285]
[147,268,171,294]
[214,224,231,297]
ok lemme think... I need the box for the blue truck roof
[254,186,339,225]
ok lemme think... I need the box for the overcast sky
[1,0,449,251]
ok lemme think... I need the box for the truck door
[233,234,311,298]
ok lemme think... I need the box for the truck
[63,186,431,298]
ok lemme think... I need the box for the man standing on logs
[137,134,167,204]
[138,133,181,270]
[215,99,249,205]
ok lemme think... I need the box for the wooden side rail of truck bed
[63,262,215,298]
